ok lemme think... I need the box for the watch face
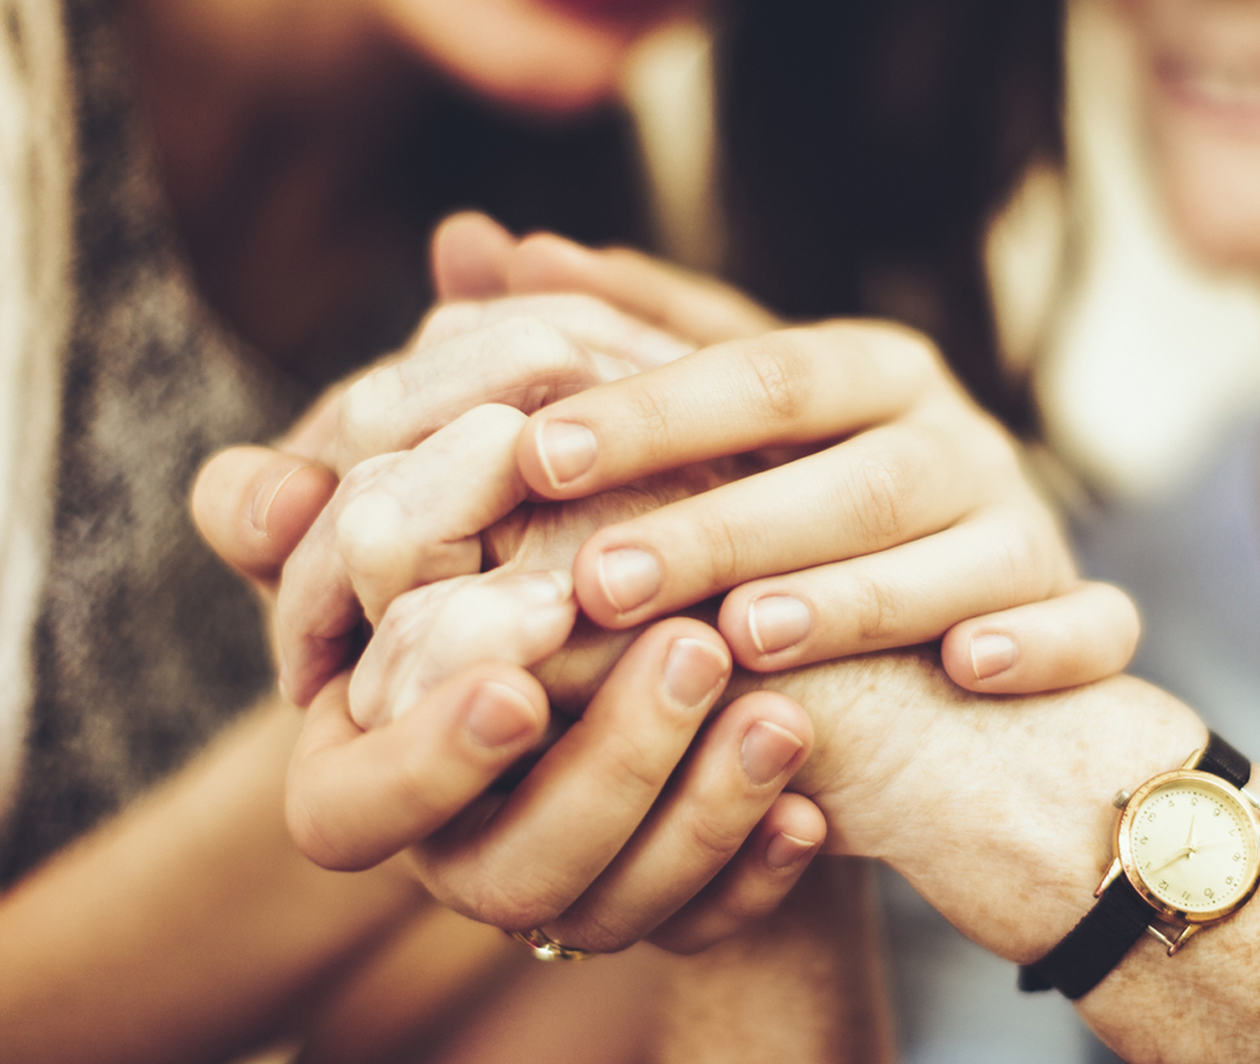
[1120,771,1260,921]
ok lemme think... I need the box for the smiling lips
[1157,52,1260,117]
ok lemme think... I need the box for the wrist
[768,656,1207,961]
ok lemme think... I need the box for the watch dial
[1128,778,1259,913]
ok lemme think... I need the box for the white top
[0,0,73,835]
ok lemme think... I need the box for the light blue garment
[1074,417,1260,751]
[878,867,1115,1063]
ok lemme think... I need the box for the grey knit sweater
[0,0,313,885]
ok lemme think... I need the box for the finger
[410,618,733,931]
[718,504,1074,670]
[516,321,942,498]
[336,301,686,475]
[430,211,515,300]
[286,666,549,871]
[278,404,529,705]
[543,691,813,954]
[647,793,827,955]
[336,404,530,624]
[191,445,337,588]
[571,423,976,629]
[940,581,1141,694]
[506,232,779,345]
[424,293,695,370]
[348,568,577,731]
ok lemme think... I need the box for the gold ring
[507,927,596,962]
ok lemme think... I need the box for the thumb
[431,211,517,300]
[192,445,337,589]
[505,232,779,346]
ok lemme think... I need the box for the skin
[29,1,1252,1059]
[253,218,1138,718]
[192,230,1134,943]
[198,303,1260,1060]
[1118,0,1260,269]
[123,0,699,359]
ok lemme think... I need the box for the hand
[198,283,697,703]
[455,219,1141,696]
[200,446,828,958]
[197,212,1139,701]
[286,568,825,956]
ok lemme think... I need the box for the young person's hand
[438,214,1141,696]
[285,566,824,957]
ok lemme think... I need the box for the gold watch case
[1100,760,1260,954]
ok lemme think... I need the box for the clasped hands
[194,212,1140,956]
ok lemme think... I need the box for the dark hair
[715,0,1064,435]
[168,0,1064,435]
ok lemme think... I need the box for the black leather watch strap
[1017,874,1150,999]
[1019,732,1255,999]
[1199,731,1252,789]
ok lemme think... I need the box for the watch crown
[1112,789,1132,809]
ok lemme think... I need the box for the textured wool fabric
[0,0,310,885]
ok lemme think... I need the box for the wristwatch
[1018,731,1260,1000]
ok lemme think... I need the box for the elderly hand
[193,296,825,957]
[288,569,824,955]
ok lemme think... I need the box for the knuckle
[337,375,387,464]
[285,788,356,871]
[684,812,749,864]
[457,401,528,440]
[600,729,668,802]
[882,323,945,387]
[373,586,431,653]
[564,911,640,955]
[337,452,391,500]
[844,450,912,543]
[739,337,807,423]
[389,758,449,838]
[461,875,569,931]
[417,301,483,346]
[717,882,782,926]
[696,513,744,591]
[988,515,1056,602]
[850,571,901,645]
[628,384,673,443]
[488,317,588,396]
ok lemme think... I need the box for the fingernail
[662,638,730,713]
[970,632,1017,680]
[596,547,662,614]
[765,831,819,871]
[741,720,804,785]
[465,682,540,749]
[504,569,574,607]
[248,462,307,537]
[747,595,813,655]
[537,420,597,487]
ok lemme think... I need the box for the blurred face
[138,0,697,114]
[373,0,699,113]
[1118,0,1260,269]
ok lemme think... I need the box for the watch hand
[1185,810,1198,850]
[1151,846,1193,875]
[1190,838,1234,852]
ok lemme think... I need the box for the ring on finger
[507,926,596,962]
